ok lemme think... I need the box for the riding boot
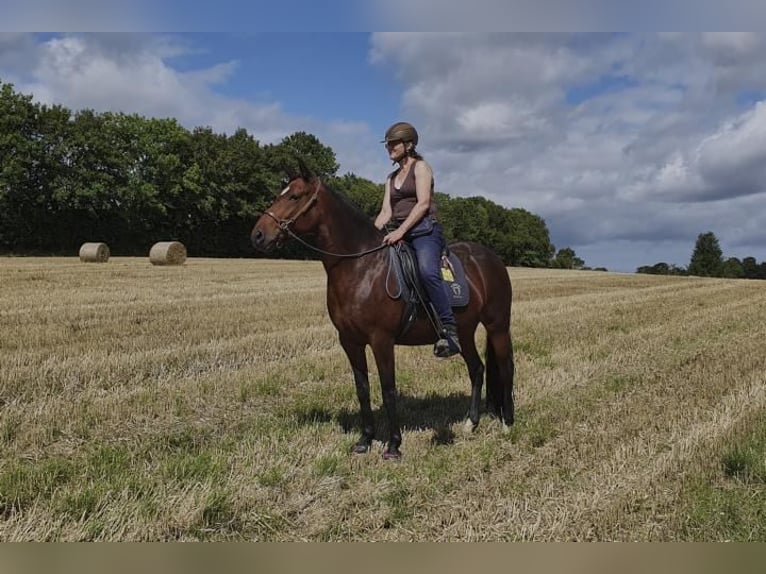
[434,323,462,358]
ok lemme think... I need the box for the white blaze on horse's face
[280,185,291,196]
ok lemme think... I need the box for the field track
[1,257,765,540]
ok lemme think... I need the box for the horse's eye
[289,194,300,201]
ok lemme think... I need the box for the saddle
[387,244,470,339]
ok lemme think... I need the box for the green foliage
[553,247,585,270]
[688,231,724,277]
[636,262,687,275]
[437,195,555,266]
[639,232,766,280]
[742,257,766,280]
[330,173,383,218]
[266,131,339,179]
[721,257,745,279]
[0,80,559,266]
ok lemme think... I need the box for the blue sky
[164,33,401,132]
[2,30,766,272]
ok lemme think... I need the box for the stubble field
[1,257,765,541]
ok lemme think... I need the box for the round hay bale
[149,241,187,266]
[79,242,110,263]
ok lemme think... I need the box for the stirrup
[433,327,461,358]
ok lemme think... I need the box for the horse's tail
[485,329,515,427]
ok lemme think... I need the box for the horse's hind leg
[340,338,375,454]
[459,332,484,433]
[488,329,515,429]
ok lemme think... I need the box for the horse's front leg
[370,337,401,460]
[340,337,375,454]
[459,333,484,433]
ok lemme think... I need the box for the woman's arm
[374,178,393,230]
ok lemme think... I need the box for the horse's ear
[296,156,315,182]
[283,164,298,182]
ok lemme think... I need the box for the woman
[374,121,461,358]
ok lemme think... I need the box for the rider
[374,121,461,358]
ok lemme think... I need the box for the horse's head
[251,161,323,253]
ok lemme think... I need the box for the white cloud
[624,101,766,204]
[1,34,368,152]
[701,32,761,62]
[697,102,766,190]
[370,33,766,270]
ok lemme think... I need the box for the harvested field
[1,257,765,541]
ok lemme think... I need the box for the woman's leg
[410,224,461,356]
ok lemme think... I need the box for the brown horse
[251,166,514,459]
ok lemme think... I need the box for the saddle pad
[390,245,470,308]
[441,251,470,307]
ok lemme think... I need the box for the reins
[262,181,388,259]
[262,210,389,258]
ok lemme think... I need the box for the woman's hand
[382,228,406,245]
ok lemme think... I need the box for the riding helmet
[382,122,419,146]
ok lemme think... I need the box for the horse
[251,164,514,460]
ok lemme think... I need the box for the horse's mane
[322,181,382,238]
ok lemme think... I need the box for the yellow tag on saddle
[441,257,454,282]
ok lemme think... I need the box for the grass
[1,258,766,540]
[677,412,766,540]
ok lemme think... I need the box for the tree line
[637,231,766,279]
[1,79,585,267]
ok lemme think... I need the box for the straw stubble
[1,259,765,541]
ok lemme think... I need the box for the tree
[553,247,584,270]
[266,131,339,180]
[721,257,744,279]
[742,256,760,279]
[636,262,687,275]
[748,260,766,280]
[330,173,383,218]
[688,231,724,277]
[0,80,569,263]
[637,262,669,275]
[0,81,74,252]
[437,195,555,267]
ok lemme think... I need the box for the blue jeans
[407,221,456,328]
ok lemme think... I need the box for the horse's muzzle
[251,226,273,252]
[251,222,285,252]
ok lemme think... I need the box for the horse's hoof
[502,422,512,435]
[382,448,402,461]
[351,442,371,455]
[463,419,477,433]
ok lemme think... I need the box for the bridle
[262,180,388,259]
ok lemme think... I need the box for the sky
[2,21,766,271]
